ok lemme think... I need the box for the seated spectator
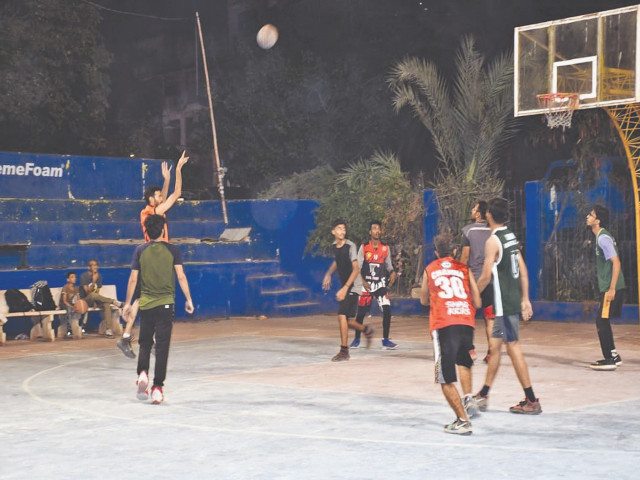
[61,270,82,337]
[79,259,123,337]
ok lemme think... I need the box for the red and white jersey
[425,256,475,332]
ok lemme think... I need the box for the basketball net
[536,93,580,130]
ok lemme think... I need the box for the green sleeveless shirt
[595,228,625,293]
[492,226,522,316]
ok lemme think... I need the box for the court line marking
[17,353,640,454]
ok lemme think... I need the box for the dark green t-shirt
[492,226,522,317]
[131,241,183,310]
[595,228,625,293]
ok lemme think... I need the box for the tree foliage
[303,151,424,293]
[388,36,518,232]
[0,0,112,154]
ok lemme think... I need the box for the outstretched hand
[161,161,173,180]
[177,150,189,169]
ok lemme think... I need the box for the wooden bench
[0,285,123,345]
[0,288,65,344]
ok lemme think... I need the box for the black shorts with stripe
[432,324,474,384]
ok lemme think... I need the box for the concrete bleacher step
[245,273,320,315]
[0,241,257,270]
[0,220,228,244]
[246,273,296,290]
[0,198,225,222]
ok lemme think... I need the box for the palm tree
[388,35,518,232]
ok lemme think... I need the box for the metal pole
[196,11,228,224]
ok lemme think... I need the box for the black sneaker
[590,358,617,371]
[613,354,623,366]
[117,337,136,359]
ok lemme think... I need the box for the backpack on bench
[31,281,58,311]
[5,289,34,313]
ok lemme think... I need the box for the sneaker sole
[136,379,149,400]
[590,365,617,371]
[381,345,398,350]
[136,390,149,401]
[444,427,472,435]
[510,408,542,415]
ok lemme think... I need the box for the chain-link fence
[541,190,637,303]
[440,183,636,304]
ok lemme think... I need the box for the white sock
[123,333,131,339]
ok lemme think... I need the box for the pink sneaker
[136,371,149,400]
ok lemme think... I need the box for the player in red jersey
[421,232,481,435]
[352,221,398,350]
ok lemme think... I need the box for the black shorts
[432,324,474,384]
[338,292,359,318]
[598,289,624,319]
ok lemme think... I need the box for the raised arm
[156,151,188,216]
[160,161,172,201]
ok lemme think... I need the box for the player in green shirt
[586,205,624,371]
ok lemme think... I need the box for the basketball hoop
[536,93,580,130]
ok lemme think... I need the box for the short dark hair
[143,185,162,205]
[593,204,609,229]
[332,219,347,229]
[488,198,509,224]
[476,200,488,220]
[369,220,382,230]
[434,232,455,257]
[66,270,76,279]
[144,214,166,240]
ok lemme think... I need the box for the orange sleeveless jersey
[140,205,169,242]
[425,257,475,332]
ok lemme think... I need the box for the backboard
[515,5,640,117]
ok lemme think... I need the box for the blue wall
[0,151,164,200]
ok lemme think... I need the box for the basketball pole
[605,105,640,329]
[196,12,228,225]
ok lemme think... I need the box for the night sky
[33,1,640,190]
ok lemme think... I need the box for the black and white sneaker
[444,418,472,435]
[590,358,617,371]
[613,354,623,366]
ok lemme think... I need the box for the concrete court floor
[1,314,639,480]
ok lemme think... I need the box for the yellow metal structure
[605,105,640,325]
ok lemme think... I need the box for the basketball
[74,299,88,314]
[257,24,278,49]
